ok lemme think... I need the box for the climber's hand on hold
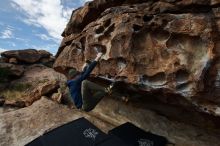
[91,43,107,54]
[122,96,129,103]
[95,52,103,61]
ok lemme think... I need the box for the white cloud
[15,37,29,43]
[6,25,16,30]
[10,2,21,11]
[35,33,53,41]
[0,28,13,39]
[0,25,17,39]
[11,0,75,42]
[80,0,92,3]
[62,8,73,20]
[31,44,58,55]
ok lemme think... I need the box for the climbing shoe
[105,82,116,95]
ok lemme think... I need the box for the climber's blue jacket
[67,61,97,109]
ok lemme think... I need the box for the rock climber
[66,44,114,112]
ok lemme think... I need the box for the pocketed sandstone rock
[54,0,219,113]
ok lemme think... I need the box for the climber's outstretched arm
[78,52,103,81]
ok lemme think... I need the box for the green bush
[0,68,11,82]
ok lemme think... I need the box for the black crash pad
[26,137,44,146]
[41,118,108,146]
[26,118,108,146]
[26,117,128,146]
[98,135,131,146]
[109,122,168,146]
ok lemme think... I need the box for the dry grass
[0,83,32,101]
[0,90,24,100]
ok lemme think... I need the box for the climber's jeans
[81,80,107,112]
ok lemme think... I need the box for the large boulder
[1,49,52,64]
[14,64,66,83]
[0,97,220,146]
[54,0,220,116]
[1,64,67,107]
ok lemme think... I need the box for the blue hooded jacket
[67,61,97,109]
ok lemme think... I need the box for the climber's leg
[81,80,106,112]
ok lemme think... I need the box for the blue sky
[0,0,90,55]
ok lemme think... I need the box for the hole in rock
[166,35,182,50]
[143,15,153,22]
[110,34,127,57]
[104,24,115,36]
[117,58,127,71]
[176,82,191,92]
[116,76,128,81]
[104,19,111,28]
[135,15,142,19]
[70,41,81,49]
[166,34,206,54]
[154,8,160,13]
[98,35,106,41]
[133,24,143,32]
[95,26,105,34]
[117,57,127,63]
[79,37,86,50]
[142,72,166,86]
[151,30,170,42]
[176,69,190,83]
[174,61,180,67]
[161,49,170,59]
[179,4,211,13]
[148,72,166,84]
[162,19,169,26]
